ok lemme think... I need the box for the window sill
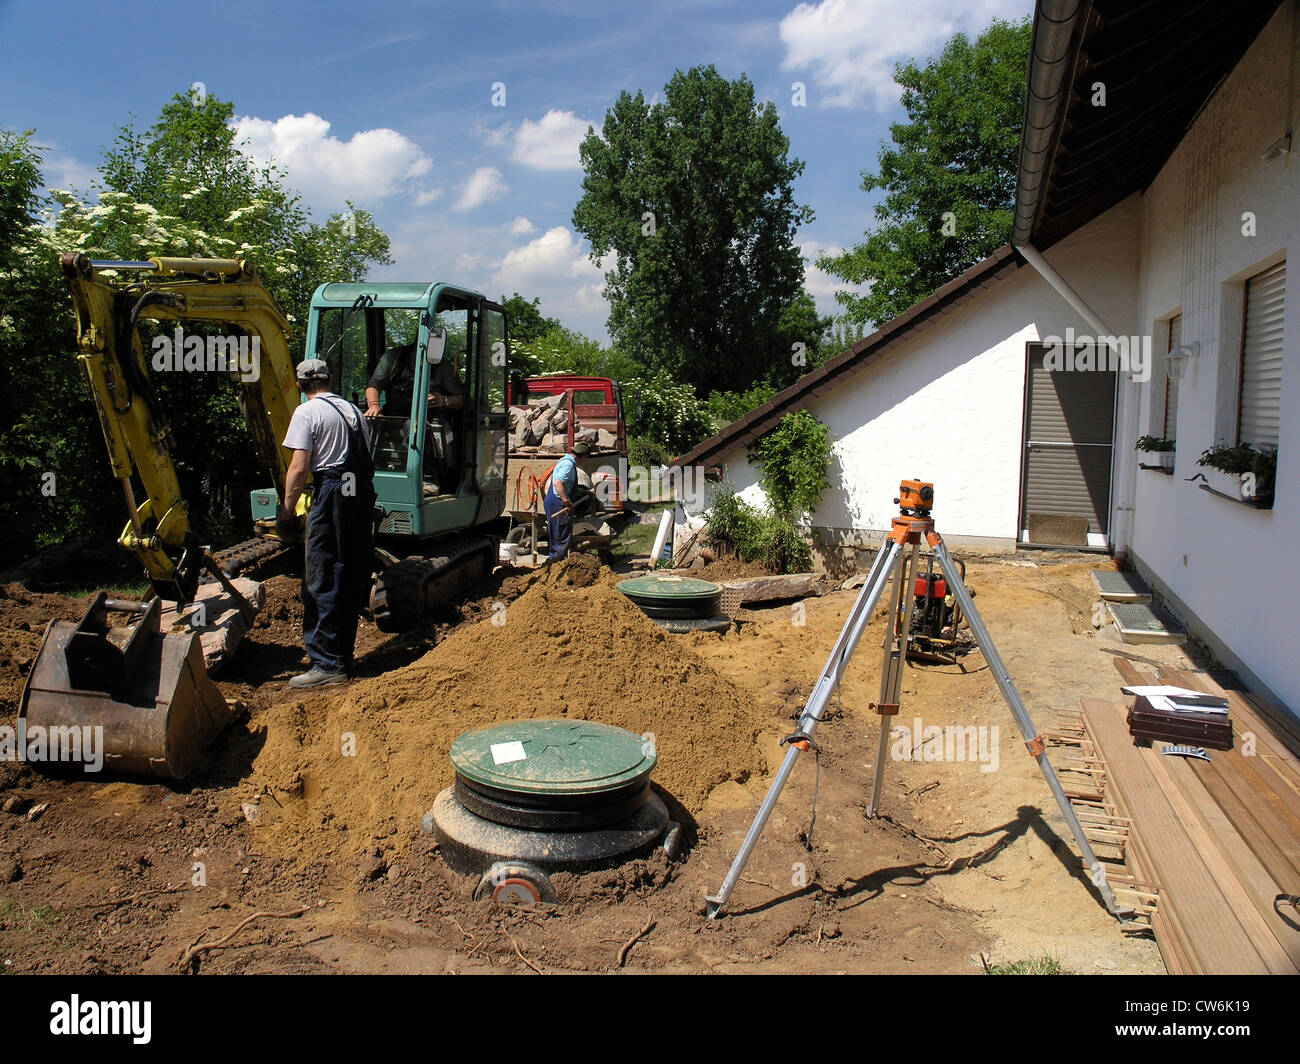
[1138,463,1174,475]
[1197,482,1274,510]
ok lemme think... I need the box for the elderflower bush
[623,372,712,454]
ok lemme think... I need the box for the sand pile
[242,558,770,864]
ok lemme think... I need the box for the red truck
[506,374,628,522]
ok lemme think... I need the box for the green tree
[500,292,561,344]
[0,128,120,564]
[819,18,1031,326]
[513,325,642,382]
[573,65,813,394]
[706,381,779,433]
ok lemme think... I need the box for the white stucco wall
[1125,4,1300,713]
[696,200,1140,543]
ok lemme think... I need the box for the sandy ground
[0,548,1191,975]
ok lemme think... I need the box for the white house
[674,0,1298,713]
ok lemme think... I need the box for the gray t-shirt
[283,392,372,473]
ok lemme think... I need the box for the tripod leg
[705,538,904,919]
[930,537,1132,919]
[867,541,920,817]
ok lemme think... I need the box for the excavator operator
[364,339,464,489]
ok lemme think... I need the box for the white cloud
[414,187,443,206]
[234,112,432,209]
[477,121,514,149]
[509,110,593,171]
[508,216,536,236]
[453,166,509,212]
[800,238,869,314]
[494,226,596,286]
[42,152,99,195]
[780,0,1028,110]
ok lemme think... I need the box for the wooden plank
[1161,668,1300,791]
[1111,659,1300,901]
[1080,697,1271,973]
[1162,754,1300,972]
[1145,748,1298,973]
[1191,755,1300,889]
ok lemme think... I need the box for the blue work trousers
[544,488,573,562]
[303,474,374,674]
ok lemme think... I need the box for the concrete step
[1091,569,1152,603]
[1106,601,1187,645]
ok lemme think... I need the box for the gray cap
[296,358,330,382]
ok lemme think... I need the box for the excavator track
[210,535,293,579]
[370,534,497,633]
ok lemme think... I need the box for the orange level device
[897,480,934,511]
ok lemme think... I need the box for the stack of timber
[1070,657,1300,974]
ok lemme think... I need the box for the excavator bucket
[18,593,236,780]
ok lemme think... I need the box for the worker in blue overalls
[278,358,377,687]
[543,439,592,562]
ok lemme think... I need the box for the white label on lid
[490,741,527,765]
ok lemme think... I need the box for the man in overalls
[543,439,592,562]
[278,358,377,687]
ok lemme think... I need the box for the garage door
[1019,342,1116,547]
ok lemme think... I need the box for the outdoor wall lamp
[1166,340,1200,381]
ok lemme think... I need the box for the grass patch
[610,504,674,562]
[0,898,67,934]
[982,953,1071,975]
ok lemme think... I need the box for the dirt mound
[237,557,771,866]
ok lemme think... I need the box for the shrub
[627,435,669,469]
[706,383,778,433]
[749,409,832,520]
[623,372,713,454]
[703,480,813,573]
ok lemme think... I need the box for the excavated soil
[0,548,1172,975]
[231,557,770,868]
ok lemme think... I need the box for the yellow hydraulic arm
[61,253,301,601]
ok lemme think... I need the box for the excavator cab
[260,281,509,535]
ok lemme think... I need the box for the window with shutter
[1163,314,1181,440]
[1238,260,1285,449]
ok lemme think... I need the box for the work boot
[289,666,348,688]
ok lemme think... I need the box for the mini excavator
[20,254,511,777]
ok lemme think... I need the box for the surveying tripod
[705,480,1131,920]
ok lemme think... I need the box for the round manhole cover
[617,574,721,603]
[451,719,655,798]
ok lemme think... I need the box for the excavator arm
[61,252,301,601]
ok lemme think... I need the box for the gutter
[1012,0,1088,246]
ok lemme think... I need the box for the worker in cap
[279,358,376,687]
[543,438,593,562]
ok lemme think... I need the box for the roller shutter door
[1020,343,1117,544]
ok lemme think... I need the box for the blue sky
[1,0,1031,339]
